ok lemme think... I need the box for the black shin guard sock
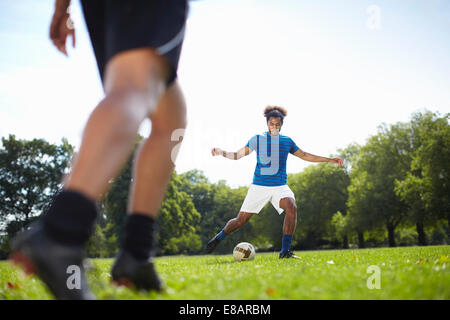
[42,190,98,246]
[122,213,158,260]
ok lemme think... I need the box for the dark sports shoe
[279,250,302,259]
[111,250,163,291]
[9,222,95,300]
[206,236,220,254]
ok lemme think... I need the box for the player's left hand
[49,1,75,56]
[329,157,344,167]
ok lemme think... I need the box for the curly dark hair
[264,105,287,123]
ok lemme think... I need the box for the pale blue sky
[1,0,449,187]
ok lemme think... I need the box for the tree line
[0,110,448,258]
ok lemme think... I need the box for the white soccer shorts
[239,184,295,214]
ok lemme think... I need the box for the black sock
[42,190,98,246]
[122,213,158,260]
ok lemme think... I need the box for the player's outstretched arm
[211,146,252,160]
[293,148,343,166]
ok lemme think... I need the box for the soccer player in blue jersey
[206,106,343,258]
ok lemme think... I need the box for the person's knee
[237,213,251,227]
[93,90,149,129]
[151,111,187,137]
[286,201,297,216]
[236,218,246,228]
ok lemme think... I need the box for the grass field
[0,245,449,300]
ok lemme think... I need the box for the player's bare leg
[128,80,187,218]
[279,197,300,259]
[111,80,187,291]
[224,212,254,234]
[206,212,254,253]
[280,198,297,235]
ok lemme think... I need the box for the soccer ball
[233,242,256,261]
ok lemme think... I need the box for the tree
[346,170,375,248]
[102,150,134,245]
[178,169,218,247]
[347,122,411,247]
[157,173,202,255]
[332,143,365,248]
[102,137,203,256]
[0,135,73,252]
[337,143,362,175]
[85,222,117,258]
[331,211,350,248]
[289,163,350,249]
[102,135,144,247]
[395,111,450,244]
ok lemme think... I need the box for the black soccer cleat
[9,222,95,300]
[206,236,220,254]
[279,250,302,259]
[111,250,163,291]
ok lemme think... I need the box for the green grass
[1,245,449,300]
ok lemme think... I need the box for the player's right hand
[49,0,75,56]
[211,147,222,156]
[330,157,344,167]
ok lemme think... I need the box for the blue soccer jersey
[246,131,300,186]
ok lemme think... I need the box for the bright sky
[1,0,449,187]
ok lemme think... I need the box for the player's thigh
[103,48,171,95]
[149,80,187,134]
[241,185,272,213]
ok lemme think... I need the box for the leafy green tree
[346,170,375,248]
[102,135,144,247]
[86,222,117,258]
[102,151,134,244]
[178,170,218,247]
[347,122,412,247]
[158,173,202,255]
[337,143,362,175]
[335,144,365,247]
[330,211,350,248]
[289,163,350,249]
[0,135,73,252]
[102,137,202,255]
[395,111,450,244]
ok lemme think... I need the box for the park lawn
[0,245,448,300]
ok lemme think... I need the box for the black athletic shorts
[80,0,188,86]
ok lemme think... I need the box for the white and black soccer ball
[233,242,256,261]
